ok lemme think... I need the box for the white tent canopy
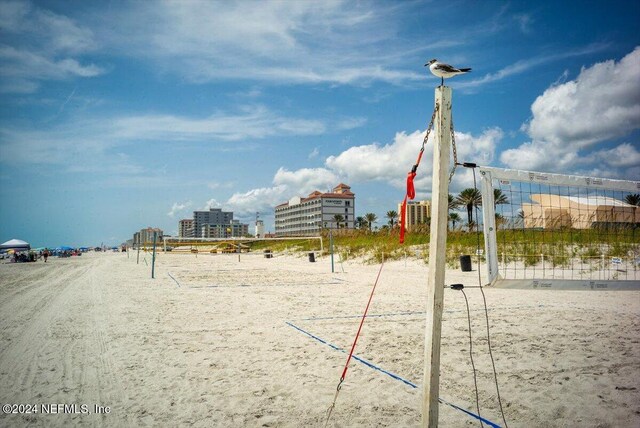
[0,239,31,251]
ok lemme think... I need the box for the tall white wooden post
[422,85,451,427]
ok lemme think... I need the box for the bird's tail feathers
[459,68,472,72]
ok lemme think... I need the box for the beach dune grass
[243,227,638,269]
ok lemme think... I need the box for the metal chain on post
[419,103,440,155]
[400,102,440,244]
[449,116,458,183]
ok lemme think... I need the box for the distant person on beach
[43,249,49,262]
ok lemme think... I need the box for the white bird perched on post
[425,59,471,86]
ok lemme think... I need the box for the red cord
[400,149,423,244]
[339,262,385,380]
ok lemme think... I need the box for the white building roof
[564,196,632,207]
[1,238,29,246]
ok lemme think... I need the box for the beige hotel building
[275,183,355,236]
[398,200,432,231]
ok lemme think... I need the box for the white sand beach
[0,250,638,427]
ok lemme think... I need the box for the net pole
[151,232,157,279]
[422,85,451,427]
[330,229,334,273]
[480,169,499,284]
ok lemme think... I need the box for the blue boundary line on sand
[167,272,181,287]
[299,304,545,322]
[285,321,501,428]
[167,272,342,289]
[300,311,425,322]
[185,281,342,289]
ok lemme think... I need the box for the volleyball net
[158,236,324,255]
[478,166,640,289]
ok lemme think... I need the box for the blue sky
[1,0,639,247]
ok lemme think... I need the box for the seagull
[425,59,471,86]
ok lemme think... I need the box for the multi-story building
[201,220,249,238]
[275,183,355,236]
[193,208,234,237]
[134,227,164,246]
[173,208,252,239]
[398,200,431,231]
[178,219,194,238]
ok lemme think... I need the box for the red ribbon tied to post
[400,150,423,244]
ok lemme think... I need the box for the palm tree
[455,188,482,225]
[355,216,366,230]
[364,213,377,232]
[514,209,525,228]
[386,210,398,228]
[493,189,509,207]
[625,194,640,206]
[448,193,459,211]
[449,212,461,230]
[333,214,344,228]
[448,193,460,231]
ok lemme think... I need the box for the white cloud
[34,8,96,54]
[0,46,103,80]
[0,0,104,93]
[224,167,340,216]
[526,47,640,146]
[167,201,191,218]
[308,147,320,159]
[225,185,288,217]
[326,130,424,186]
[0,105,339,169]
[204,199,222,210]
[111,106,366,142]
[591,143,640,168]
[273,167,339,194]
[103,0,423,87]
[223,126,501,215]
[113,105,326,142]
[0,124,111,166]
[458,43,608,89]
[0,77,38,93]
[0,105,364,185]
[0,1,29,29]
[336,117,368,130]
[325,127,501,190]
[501,47,640,176]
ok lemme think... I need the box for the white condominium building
[275,183,355,236]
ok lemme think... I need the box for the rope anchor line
[324,262,385,427]
[324,376,343,427]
